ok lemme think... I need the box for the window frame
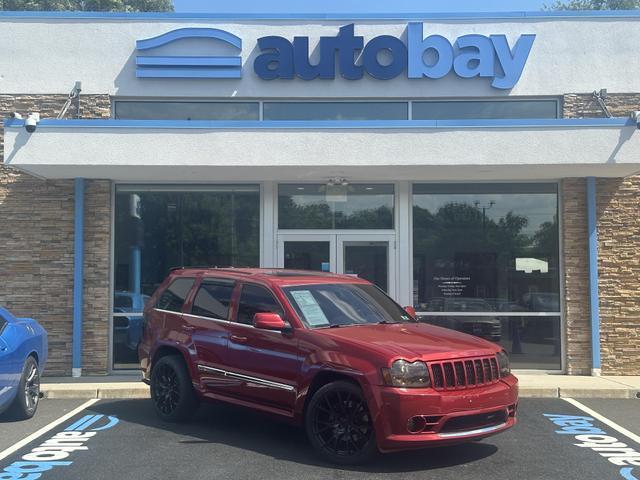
[234,282,287,326]
[155,277,196,313]
[410,181,561,316]
[189,277,236,321]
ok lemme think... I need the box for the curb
[41,384,639,400]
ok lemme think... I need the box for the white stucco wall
[1,14,639,98]
[5,123,639,180]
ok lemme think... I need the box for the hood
[315,322,499,361]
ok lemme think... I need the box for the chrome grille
[429,356,500,390]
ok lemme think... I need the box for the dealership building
[1,10,639,377]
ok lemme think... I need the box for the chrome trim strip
[437,422,508,439]
[197,365,296,392]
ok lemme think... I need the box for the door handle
[230,335,248,344]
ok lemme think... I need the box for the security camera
[24,113,40,133]
[633,111,640,129]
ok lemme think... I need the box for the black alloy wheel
[305,380,377,465]
[5,356,40,420]
[150,355,198,422]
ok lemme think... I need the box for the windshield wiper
[377,320,400,325]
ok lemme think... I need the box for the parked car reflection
[113,291,150,351]
[419,297,501,342]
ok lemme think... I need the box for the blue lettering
[362,35,407,80]
[407,23,453,79]
[491,34,536,89]
[254,36,294,80]
[336,24,364,80]
[454,34,495,78]
[621,467,639,479]
[253,24,534,89]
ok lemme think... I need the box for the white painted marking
[563,398,640,446]
[0,398,99,461]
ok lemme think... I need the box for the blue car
[0,307,48,419]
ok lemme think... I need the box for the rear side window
[236,284,284,325]
[191,279,235,320]
[0,316,7,334]
[156,278,195,312]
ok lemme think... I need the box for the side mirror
[404,306,417,319]
[253,312,287,331]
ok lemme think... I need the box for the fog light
[407,416,426,433]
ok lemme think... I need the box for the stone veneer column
[563,93,640,375]
[0,94,111,375]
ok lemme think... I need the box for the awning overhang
[4,118,640,181]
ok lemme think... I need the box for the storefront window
[412,183,560,369]
[114,101,260,120]
[112,185,260,368]
[279,184,394,229]
[263,102,408,120]
[412,99,559,120]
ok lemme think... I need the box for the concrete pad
[98,384,150,399]
[518,387,559,398]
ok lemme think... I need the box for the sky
[173,0,549,13]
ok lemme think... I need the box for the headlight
[382,360,431,388]
[496,350,510,377]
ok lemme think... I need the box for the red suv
[139,268,518,464]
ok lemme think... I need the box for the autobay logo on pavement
[545,414,639,479]
[0,414,119,479]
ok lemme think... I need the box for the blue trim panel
[1,10,640,20]
[136,28,241,50]
[136,56,242,67]
[135,67,241,78]
[72,178,84,373]
[586,176,601,370]
[3,117,634,130]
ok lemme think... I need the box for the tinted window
[156,278,194,312]
[284,284,411,328]
[412,100,559,120]
[114,101,260,120]
[278,184,394,229]
[236,284,284,325]
[263,102,408,121]
[0,316,7,334]
[191,280,235,320]
[412,183,559,313]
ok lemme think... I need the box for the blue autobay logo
[135,24,535,89]
[136,27,242,78]
[544,414,639,479]
[0,414,119,479]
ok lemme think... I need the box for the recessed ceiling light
[297,187,305,190]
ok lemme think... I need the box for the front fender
[293,349,382,422]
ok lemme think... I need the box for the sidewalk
[40,374,640,400]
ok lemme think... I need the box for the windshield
[283,283,413,328]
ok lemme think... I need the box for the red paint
[140,268,518,452]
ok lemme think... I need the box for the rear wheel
[150,355,198,422]
[7,356,40,420]
[305,380,377,465]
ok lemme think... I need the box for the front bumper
[370,375,518,452]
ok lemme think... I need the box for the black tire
[150,355,198,422]
[305,380,377,465]
[6,356,40,420]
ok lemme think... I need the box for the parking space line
[563,398,640,445]
[0,398,100,462]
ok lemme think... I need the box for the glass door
[277,234,336,272]
[277,233,396,299]
[337,234,396,298]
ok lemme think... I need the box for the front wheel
[150,355,198,422]
[7,356,40,420]
[305,380,377,465]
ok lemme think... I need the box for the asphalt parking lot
[1,397,639,480]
